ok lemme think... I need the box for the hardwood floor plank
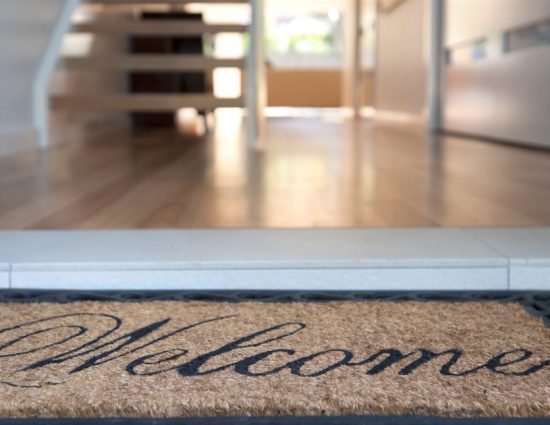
[2,114,550,229]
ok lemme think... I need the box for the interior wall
[375,0,427,117]
[266,70,374,107]
[444,0,550,148]
[446,0,550,46]
[0,0,70,136]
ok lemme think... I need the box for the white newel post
[342,0,363,118]
[427,0,445,132]
[246,0,267,149]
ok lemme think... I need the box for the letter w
[24,319,170,373]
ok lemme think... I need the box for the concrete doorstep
[0,228,549,291]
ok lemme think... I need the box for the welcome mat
[1,298,549,419]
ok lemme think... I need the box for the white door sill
[0,228,548,291]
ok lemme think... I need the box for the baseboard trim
[443,129,550,152]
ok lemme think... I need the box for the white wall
[444,0,550,148]
[446,0,550,46]
[375,0,427,117]
[0,0,76,151]
[0,1,67,131]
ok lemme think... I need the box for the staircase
[51,0,255,125]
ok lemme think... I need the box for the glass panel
[505,19,550,52]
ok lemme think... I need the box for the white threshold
[0,228,549,291]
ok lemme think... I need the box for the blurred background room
[0,0,549,230]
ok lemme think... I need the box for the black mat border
[1,290,549,425]
[1,290,549,327]
[2,417,550,425]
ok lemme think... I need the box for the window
[265,1,343,69]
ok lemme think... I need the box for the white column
[246,0,267,149]
[342,0,363,118]
[426,0,445,132]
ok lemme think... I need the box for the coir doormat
[0,298,549,419]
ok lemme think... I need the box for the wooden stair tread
[72,20,248,35]
[61,55,245,71]
[52,94,244,111]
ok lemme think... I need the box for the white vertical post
[342,0,363,118]
[246,0,267,149]
[33,0,80,148]
[427,0,445,132]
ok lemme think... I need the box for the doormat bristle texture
[0,300,549,419]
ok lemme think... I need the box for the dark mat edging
[2,416,550,425]
[1,290,549,328]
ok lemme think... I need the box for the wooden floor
[2,110,550,229]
